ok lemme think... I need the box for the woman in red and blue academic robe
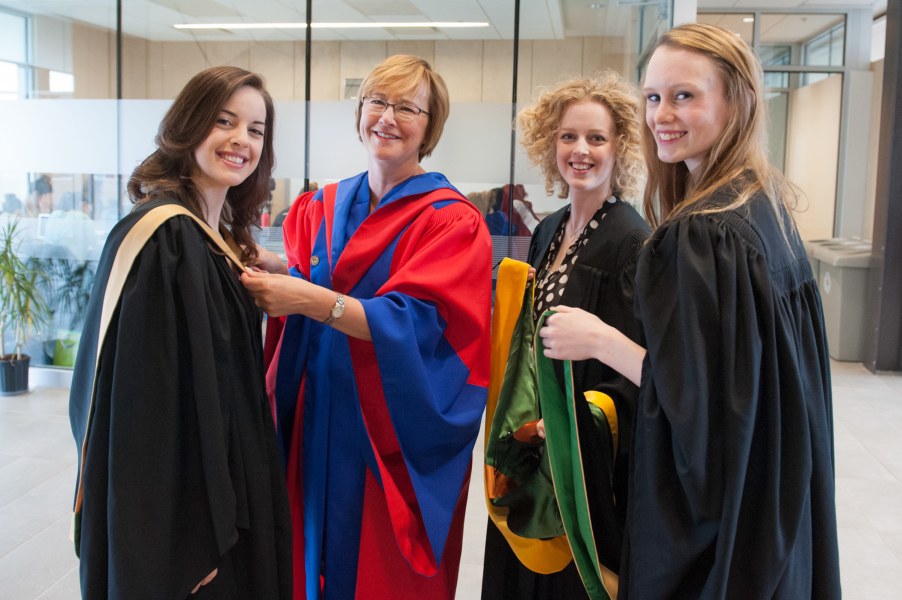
[242,55,492,600]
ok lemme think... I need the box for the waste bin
[806,238,872,361]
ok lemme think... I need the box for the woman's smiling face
[643,45,730,176]
[192,85,266,200]
[358,83,431,173]
[555,100,618,202]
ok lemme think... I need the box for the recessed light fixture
[173,21,490,30]
[589,2,605,8]
[742,17,755,23]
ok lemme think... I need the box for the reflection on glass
[760,45,792,67]
[766,91,789,171]
[801,22,845,85]
[802,22,845,67]
[762,45,791,89]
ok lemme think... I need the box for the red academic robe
[267,171,492,599]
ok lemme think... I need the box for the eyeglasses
[361,97,430,121]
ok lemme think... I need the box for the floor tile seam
[33,564,79,600]
[0,464,76,512]
[0,512,68,562]
[843,433,902,482]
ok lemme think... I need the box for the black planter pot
[0,355,30,396]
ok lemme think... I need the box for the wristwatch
[323,294,345,326]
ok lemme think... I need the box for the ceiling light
[173,22,489,31]
[742,17,755,23]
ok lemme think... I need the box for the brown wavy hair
[518,71,643,200]
[355,54,450,161]
[127,66,275,261]
[640,23,797,230]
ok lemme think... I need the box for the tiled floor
[1,360,900,599]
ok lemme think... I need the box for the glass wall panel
[760,46,791,89]
[0,1,119,367]
[0,0,670,367]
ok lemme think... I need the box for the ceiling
[0,0,888,44]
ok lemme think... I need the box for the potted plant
[39,256,96,367]
[0,219,49,395]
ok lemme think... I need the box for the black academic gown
[69,199,292,600]
[621,189,841,599]
[482,199,650,599]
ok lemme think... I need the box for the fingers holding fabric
[539,306,607,362]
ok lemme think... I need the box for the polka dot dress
[533,199,616,324]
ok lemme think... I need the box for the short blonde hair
[355,54,450,161]
[518,71,643,200]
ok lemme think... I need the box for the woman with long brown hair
[69,66,292,599]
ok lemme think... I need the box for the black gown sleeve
[568,219,648,573]
[625,212,832,599]
[79,218,246,599]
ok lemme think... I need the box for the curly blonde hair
[518,71,643,200]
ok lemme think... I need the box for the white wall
[785,74,842,241]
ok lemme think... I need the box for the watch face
[324,295,345,325]
[332,296,345,319]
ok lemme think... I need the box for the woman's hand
[241,269,317,317]
[191,569,217,594]
[539,305,646,387]
[539,306,608,362]
[241,269,373,341]
[251,245,288,275]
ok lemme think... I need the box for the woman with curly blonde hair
[482,71,649,600]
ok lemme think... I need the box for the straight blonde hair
[641,23,797,231]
